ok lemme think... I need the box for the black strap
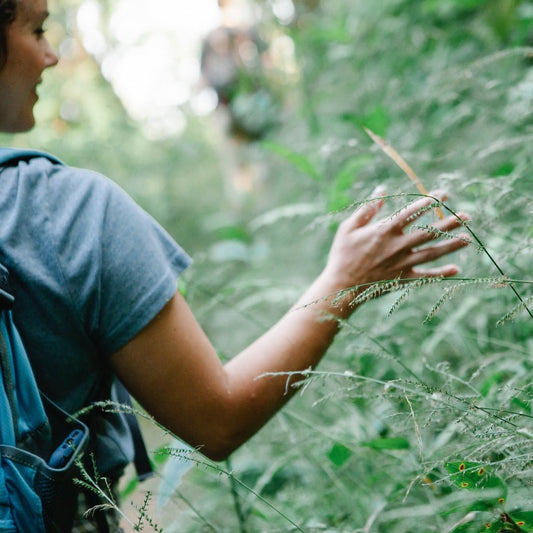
[0,329,20,442]
[0,264,14,309]
[0,265,19,441]
[112,380,154,481]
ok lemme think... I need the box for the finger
[344,186,386,229]
[405,212,470,248]
[389,190,447,231]
[410,264,461,279]
[401,233,470,269]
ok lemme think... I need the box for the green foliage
[162,0,533,530]
[262,140,321,181]
[3,0,533,530]
[327,442,352,466]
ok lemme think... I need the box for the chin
[1,117,36,134]
[20,120,36,133]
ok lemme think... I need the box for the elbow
[187,420,248,463]
[200,445,234,463]
[165,390,259,462]
[195,431,244,462]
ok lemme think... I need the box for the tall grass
[138,1,533,532]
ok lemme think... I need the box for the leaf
[511,397,531,413]
[363,106,390,137]
[119,476,139,499]
[491,161,515,176]
[444,462,507,502]
[214,224,252,243]
[507,511,533,532]
[262,141,321,181]
[157,443,193,508]
[327,155,370,212]
[340,107,389,136]
[360,437,410,450]
[479,371,508,397]
[448,511,533,533]
[449,519,500,533]
[327,443,352,466]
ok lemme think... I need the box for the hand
[322,190,470,296]
[112,189,470,461]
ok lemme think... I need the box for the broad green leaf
[491,161,515,176]
[119,476,139,499]
[444,462,507,503]
[361,437,410,450]
[479,371,507,397]
[363,106,390,137]
[158,444,193,508]
[507,511,533,532]
[262,141,321,181]
[214,224,251,243]
[449,521,500,533]
[327,155,371,212]
[340,107,389,137]
[447,511,532,533]
[327,443,352,466]
[511,397,531,413]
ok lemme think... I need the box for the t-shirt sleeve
[46,163,192,356]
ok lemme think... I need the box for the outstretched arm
[110,191,469,461]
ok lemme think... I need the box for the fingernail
[372,185,386,196]
[458,233,471,244]
[429,189,446,199]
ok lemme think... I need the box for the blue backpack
[0,148,90,532]
[0,147,154,532]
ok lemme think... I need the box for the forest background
[2,0,533,531]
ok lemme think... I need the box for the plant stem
[226,457,249,533]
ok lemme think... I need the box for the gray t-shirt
[0,155,191,472]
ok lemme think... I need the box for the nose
[44,39,59,68]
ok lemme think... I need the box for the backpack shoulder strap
[0,146,154,483]
[0,147,63,167]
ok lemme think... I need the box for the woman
[0,0,470,530]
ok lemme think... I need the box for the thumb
[346,185,386,229]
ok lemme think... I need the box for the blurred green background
[2,0,533,531]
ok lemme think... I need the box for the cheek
[7,36,43,75]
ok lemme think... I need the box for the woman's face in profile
[0,0,57,133]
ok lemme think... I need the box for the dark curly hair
[0,0,17,69]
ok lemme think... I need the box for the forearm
[112,192,469,461]
[221,271,356,450]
